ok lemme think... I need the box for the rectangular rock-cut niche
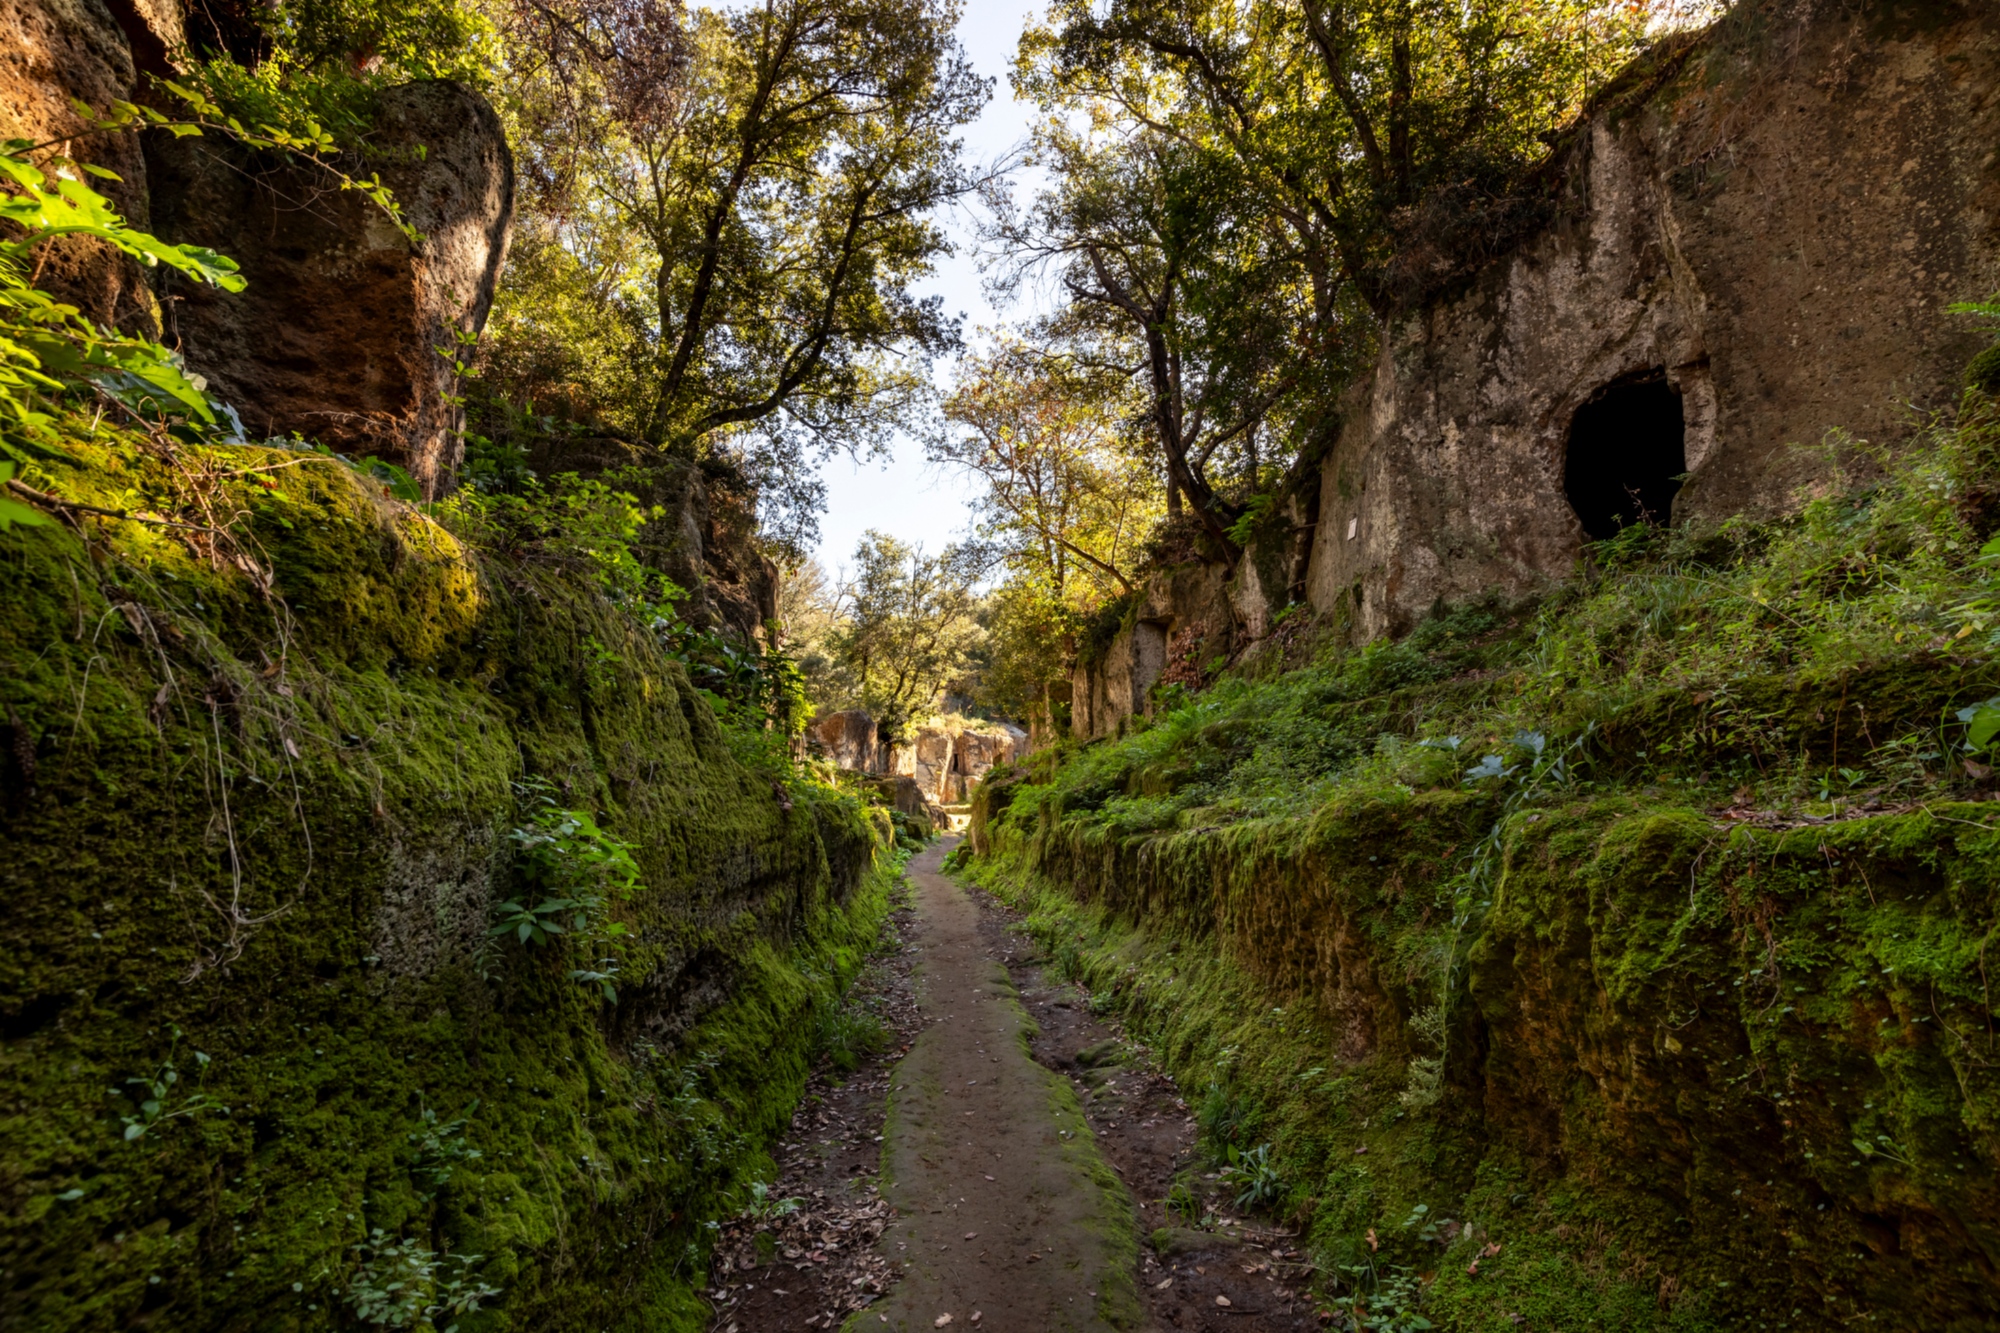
[1132,620,1168,719]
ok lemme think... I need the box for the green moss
[0,426,894,1330]
[959,409,2000,1327]
[967,777,2000,1327]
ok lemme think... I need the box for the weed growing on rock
[344,1231,500,1332]
[117,1037,223,1142]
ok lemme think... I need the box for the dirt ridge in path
[970,884,1323,1332]
[867,838,1142,1332]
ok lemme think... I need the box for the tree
[830,531,985,733]
[1000,0,1649,547]
[776,555,860,709]
[481,0,989,543]
[935,334,1159,605]
[934,335,1164,729]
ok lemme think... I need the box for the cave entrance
[1563,370,1686,541]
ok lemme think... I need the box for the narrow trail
[868,838,1140,1331]
[707,841,1320,1332]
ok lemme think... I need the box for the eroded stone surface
[0,0,156,329]
[1307,7,2000,637]
[147,81,514,497]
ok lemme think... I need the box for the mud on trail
[710,839,1317,1332]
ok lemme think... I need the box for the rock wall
[0,426,891,1331]
[514,438,780,647]
[1307,2,2000,638]
[1071,560,1264,740]
[147,80,515,499]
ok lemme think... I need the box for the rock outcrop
[146,80,514,498]
[813,708,884,774]
[1306,3,2000,639]
[1071,563,1239,740]
[1071,0,2000,736]
[0,0,163,330]
[808,710,1028,824]
[511,436,780,646]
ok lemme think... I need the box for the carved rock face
[1306,7,2000,640]
[146,81,514,497]
[813,709,882,773]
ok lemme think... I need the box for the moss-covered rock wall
[0,431,889,1330]
[967,434,2000,1328]
[974,783,2000,1328]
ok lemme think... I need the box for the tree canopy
[997,0,1651,548]
[480,0,989,547]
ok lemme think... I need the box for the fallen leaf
[935,1316,953,1327]
[1155,1278,1173,1289]
[964,1232,977,1239]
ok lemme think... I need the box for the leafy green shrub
[493,778,641,945]
[345,1230,500,1332]
[1221,1141,1283,1210]
[1,138,242,457]
[813,999,891,1073]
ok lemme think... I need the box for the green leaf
[1972,708,2000,752]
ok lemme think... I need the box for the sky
[808,1,1048,576]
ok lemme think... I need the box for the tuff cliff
[0,3,890,1329]
[1070,0,2000,739]
[1309,0,2000,640]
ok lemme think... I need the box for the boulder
[145,80,514,498]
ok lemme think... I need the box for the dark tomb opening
[1563,370,1686,541]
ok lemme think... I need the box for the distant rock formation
[809,710,1028,829]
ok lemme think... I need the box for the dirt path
[973,887,1322,1332]
[867,839,1141,1332]
[708,840,1318,1332]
